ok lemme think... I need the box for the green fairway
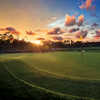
[1,52,100,100]
[1,52,100,80]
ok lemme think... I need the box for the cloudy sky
[0,0,100,33]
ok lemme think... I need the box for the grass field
[0,51,100,100]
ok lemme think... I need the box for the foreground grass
[0,52,100,100]
[0,61,91,100]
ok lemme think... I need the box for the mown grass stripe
[3,64,94,100]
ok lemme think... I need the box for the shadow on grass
[2,59,100,100]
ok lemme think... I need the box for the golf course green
[0,51,100,100]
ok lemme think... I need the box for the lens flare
[31,40,43,45]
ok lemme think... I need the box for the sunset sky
[0,0,99,32]
[0,0,100,42]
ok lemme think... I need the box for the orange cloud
[0,27,20,35]
[48,27,65,35]
[65,15,76,26]
[26,31,36,35]
[95,29,100,37]
[80,0,93,10]
[75,30,88,39]
[78,15,84,26]
[0,28,6,31]
[52,36,63,41]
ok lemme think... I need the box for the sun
[31,40,43,45]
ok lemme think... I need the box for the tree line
[0,33,100,53]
